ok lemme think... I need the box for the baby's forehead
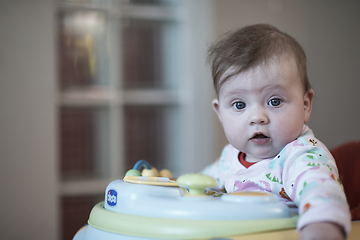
[218,57,302,95]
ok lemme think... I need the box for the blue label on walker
[107,189,117,206]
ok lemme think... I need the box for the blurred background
[1,0,360,239]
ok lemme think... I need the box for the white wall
[186,0,218,171]
[211,0,360,150]
[0,1,59,240]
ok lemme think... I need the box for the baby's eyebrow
[226,89,247,95]
[224,84,286,95]
[219,89,247,99]
[260,83,286,92]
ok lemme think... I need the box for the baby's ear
[212,99,222,122]
[304,89,315,123]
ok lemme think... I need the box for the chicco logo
[107,189,117,206]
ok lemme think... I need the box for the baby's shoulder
[286,127,330,154]
[281,128,335,171]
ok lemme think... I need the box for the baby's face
[212,57,314,163]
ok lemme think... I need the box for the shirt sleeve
[201,159,220,179]
[201,144,234,190]
[282,138,351,235]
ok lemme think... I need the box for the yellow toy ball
[142,167,159,177]
[159,169,172,179]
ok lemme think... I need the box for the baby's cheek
[275,121,303,145]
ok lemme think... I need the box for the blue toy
[73,160,298,240]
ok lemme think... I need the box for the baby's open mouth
[250,133,270,144]
[251,133,268,139]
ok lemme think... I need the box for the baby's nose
[250,107,269,125]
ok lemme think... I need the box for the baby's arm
[287,164,351,239]
[282,136,351,238]
[299,222,345,240]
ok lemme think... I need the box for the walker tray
[72,160,298,240]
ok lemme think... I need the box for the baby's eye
[269,98,283,107]
[233,101,246,110]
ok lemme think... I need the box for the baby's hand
[299,222,345,240]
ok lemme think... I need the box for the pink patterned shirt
[202,125,351,234]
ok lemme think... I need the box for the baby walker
[72,160,298,240]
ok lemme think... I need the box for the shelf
[122,89,180,105]
[58,87,181,106]
[121,5,186,21]
[58,87,117,106]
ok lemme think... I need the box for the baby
[202,24,351,239]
